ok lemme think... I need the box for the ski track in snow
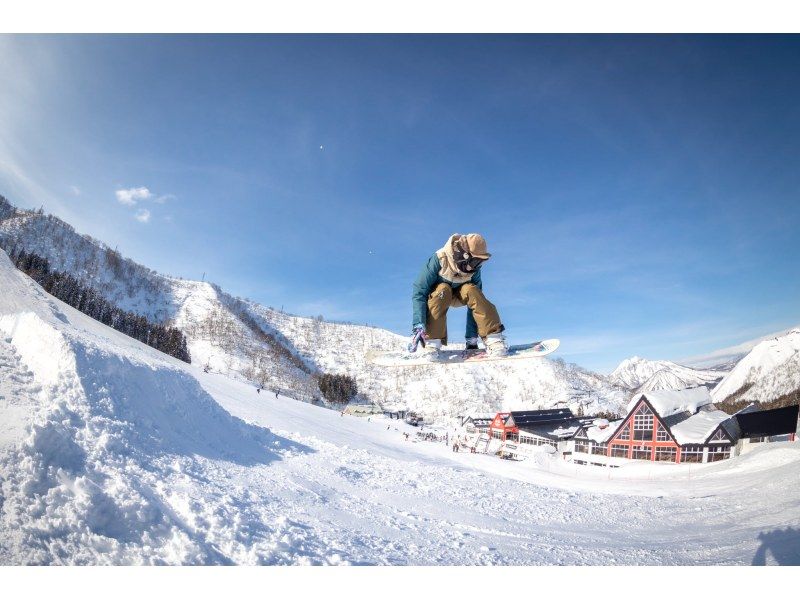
[0,249,799,565]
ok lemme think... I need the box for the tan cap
[463,233,491,259]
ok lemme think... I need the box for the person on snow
[411,233,507,356]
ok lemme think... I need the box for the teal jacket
[412,254,482,339]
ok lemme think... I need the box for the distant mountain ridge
[609,355,725,394]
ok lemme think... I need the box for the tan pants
[426,282,502,344]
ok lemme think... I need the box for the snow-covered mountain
[680,327,800,371]
[711,329,800,404]
[609,356,724,393]
[0,195,628,419]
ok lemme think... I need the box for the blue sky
[1,35,799,372]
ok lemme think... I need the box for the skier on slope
[411,233,508,357]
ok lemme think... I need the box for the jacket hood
[436,234,476,285]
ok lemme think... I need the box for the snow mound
[0,250,302,564]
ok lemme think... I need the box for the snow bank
[0,250,302,564]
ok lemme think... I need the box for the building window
[633,404,654,441]
[575,440,589,453]
[655,447,677,462]
[708,429,728,443]
[610,445,628,458]
[680,446,704,463]
[632,446,652,460]
[491,430,502,439]
[707,446,731,462]
[617,425,630,440]
[506,433,519,442]
[591,443,607,455]
[749,436,765,444]
[656,423,672,442]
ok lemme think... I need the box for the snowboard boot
[424,338,445,362]
[484,332,509,357]
[462,337,481,358]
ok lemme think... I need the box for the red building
[488,409,578,443]
[576,387,798,465]
[605,396,687,462]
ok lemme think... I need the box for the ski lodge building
[570,387,799,466]
[487,408,586,449]
[466,388,798,465]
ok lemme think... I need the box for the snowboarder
[411,233,507,356]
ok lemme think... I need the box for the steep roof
[628,387,713,419]
[461,413,495,426]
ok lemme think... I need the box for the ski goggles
[456,253,487,272]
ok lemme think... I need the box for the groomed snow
[1,249,800,565]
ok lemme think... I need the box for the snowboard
[367,338,560,367]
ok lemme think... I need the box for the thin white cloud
[116,186,153,206]
[134,208,151,223]
[69,185,81,196]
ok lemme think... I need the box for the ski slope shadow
[73,345,312,465]
[752,527,800,565]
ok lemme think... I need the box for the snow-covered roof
[551,425,580,438]
[586,419,623,443]
[669,410,731,445]
[627,386,713,418]
[464,412,496,421]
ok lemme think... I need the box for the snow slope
[1,247,800,565]
[0,198,321,402]
[0,195,628,419]
[610,356,724,394]
[711,329,800,403]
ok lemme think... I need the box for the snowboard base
[367,339,560,367]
